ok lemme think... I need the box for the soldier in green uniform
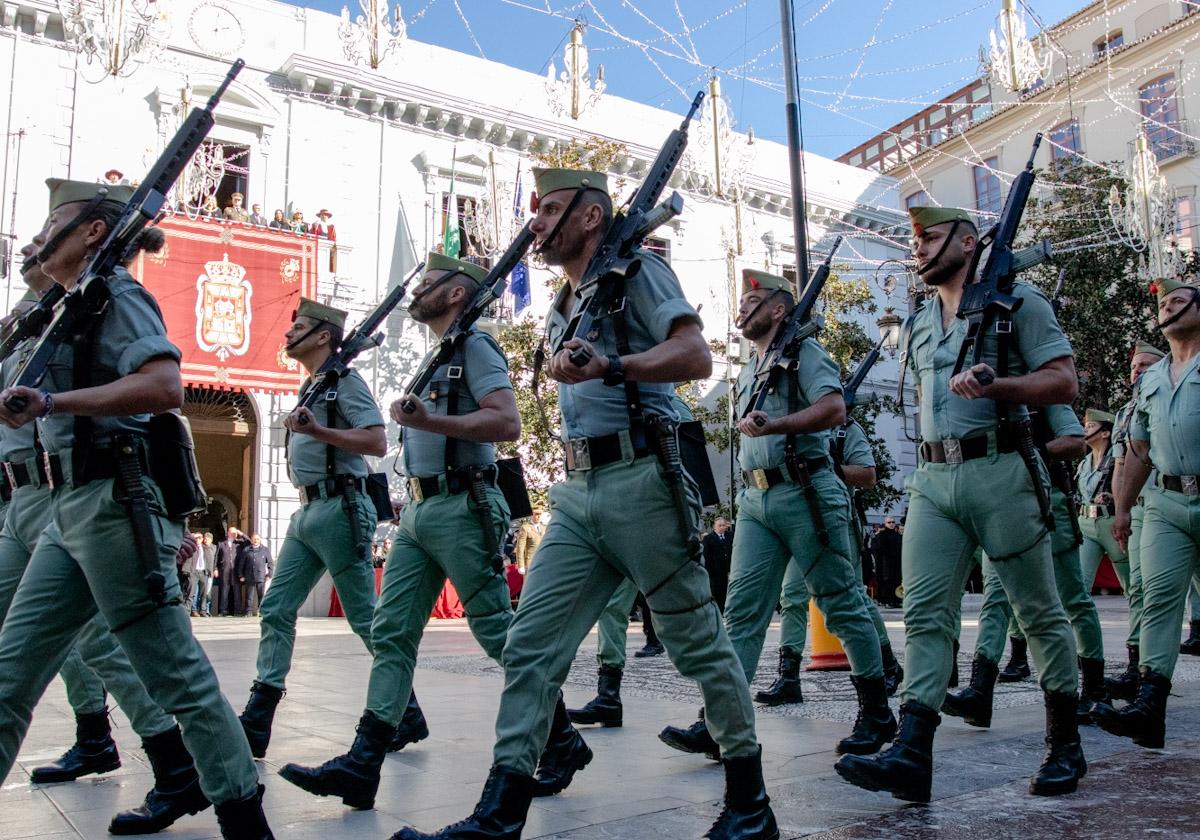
[660,268,893,760]
[278,253,585,808]
[1077,409,1128,593]
[1106,342,1165,699]
[395,168,776,840]
[755,415,903,706]
[835,206,1084,802]
[1096,274,1200,748]
[237,297,427,758]
[945,403,1108,726]
[0,179,272,838]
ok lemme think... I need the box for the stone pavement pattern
[3,596,1198,839]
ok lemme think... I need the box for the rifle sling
[784,366,829,546]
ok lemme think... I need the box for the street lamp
[876,307,903,353]
[985,0,1051,93]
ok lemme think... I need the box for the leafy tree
[496,317,561,510]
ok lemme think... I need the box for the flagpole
[778,0,811,285]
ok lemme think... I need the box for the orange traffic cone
[805,599,850,671]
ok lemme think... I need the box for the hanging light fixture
[57,0,169,80]
[168,83,227,219]
[338,0,406,70]
[685,75,755,201]
[545,22,605,121]
[1109,130,1181,280]
[986,0,1051,93]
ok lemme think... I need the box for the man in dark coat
[701,517,734,612]
[236,534,273,617]
[215,527,249,616]
[871,517,903,608]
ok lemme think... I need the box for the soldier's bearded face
[913,226,968,287]
[737,291,779,341]
[408,281,454,323]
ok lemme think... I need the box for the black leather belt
[0,472,9,503]
[921,430,1017,464]
[2,460,37,491]
[406,465,497,502]
[1161,474,1200,496]
[742,457,829,490]
[563,432,652,472]
[299,474,367,506]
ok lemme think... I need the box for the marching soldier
[661,268,894,758]
[395,167,776,840]
[1105,341,1165,699]
[1077,410,1128,595]
[238,297,429,757]
[0,178,272,837]
[1096,273,1200,747]
[835,206,1084,802]
[755,414,904,706]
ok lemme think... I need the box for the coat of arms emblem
[196,253,252,361]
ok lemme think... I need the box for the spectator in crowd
[177,532,198,610]
[224,192,251,223]
[701,516,734,612]
[249,203,269,227]
[200,195,221,218]
[269,209,288,230]
[310,209,337,240]
[290,210,308,234]
[514,508,547,572]
[871,516,903,608]
[215,526,249,615]
[103,168,124,184]
[236,534,273,617]
[198,531,217,615]
[187,532,211,617]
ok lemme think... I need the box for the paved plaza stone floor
[4,595,1199,839]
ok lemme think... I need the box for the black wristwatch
[602,354,626,387]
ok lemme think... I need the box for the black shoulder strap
[443,339,468,472]
[606,276,647,444]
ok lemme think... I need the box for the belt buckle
[566,438,592,472]
[2,462,15,489]
[942,438,963,465]
[750,468,770,490]
[1183,475,1199,496]
[42,452,55,490]
[408,477,424,503]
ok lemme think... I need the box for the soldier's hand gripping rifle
[4,59,246,413]
[552,91,705,366]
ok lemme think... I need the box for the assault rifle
[843,332,885,412]
[553,91,704,366]
[0,285,65,362]
[4,59,245,413]
[741,236,843,425]
[294,260,425,421]
[1049,266,1067,316]
[400,223,536,411]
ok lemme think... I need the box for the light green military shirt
[546,250,700,439]
[38,268,181,453]
[287,368,384,487]
[1076,445,1115,503]
[1110,394,1136,463]
[904,281,1073,444]
[0,337,37,464]
[735,337,842,469]
[831,419,874,469]
[1131,352,1200,477]
[401,330,512,477]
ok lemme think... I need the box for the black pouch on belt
[364,472,393,522]
[147,412,207,518]
[495,457,533,520]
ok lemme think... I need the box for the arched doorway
[183,387,258,537]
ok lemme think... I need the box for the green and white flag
[443,152,461,257]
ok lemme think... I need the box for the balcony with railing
[1132,118,1196,164]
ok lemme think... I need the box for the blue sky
[297,0,1083,158]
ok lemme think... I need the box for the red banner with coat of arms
[132,216,318,395]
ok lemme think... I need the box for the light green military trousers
[1125,504,1147,646]
[0,472,257,804]
[366,484,512,725]
[255,492,378,688]
[901,452,1078,709]
[1138,486,1200,678]
[595,578,640,669]
[494,455,757,774]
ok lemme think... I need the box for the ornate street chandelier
[58,0,169,80]
[167,85,226,219]
[685,75,754,201]
[985,0,1051,93]
[338,0,406,70]
[1109,130,1181,280]
[546,22,605,121]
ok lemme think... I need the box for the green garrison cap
[423,251,488,286]
[46,178,134,213]
[1149,274,1200,303]
[1132,340,1165,361]
[532,167,609,199]
[741,268,793,296]
[908,206,975,235]
[1085,408,1116,426]
[295,297,347,330]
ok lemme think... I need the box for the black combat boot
[835,701,939,803]
[1076,657,1108,724]
[109,726,211,834]
[392,765,534,840]
[941,654,999,728]
[948,639,960,688]
[1093,666,1170,749]
[1181,621,1200,656]
[1104,644,1139,701]
[389,690,430,752]
[836,675,897,755]
[530,694,593,796]
[214,784,274,840]
[881,643,904,697]
[754,646,803,706]
[998,636,1031,682]
[1030,690,1088,796]
[30,708,121,783]
[704,748,779,840]
[238,682,284,759]
[567,664,623,727]
[279,710,396,809]
[658,707,720,761]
